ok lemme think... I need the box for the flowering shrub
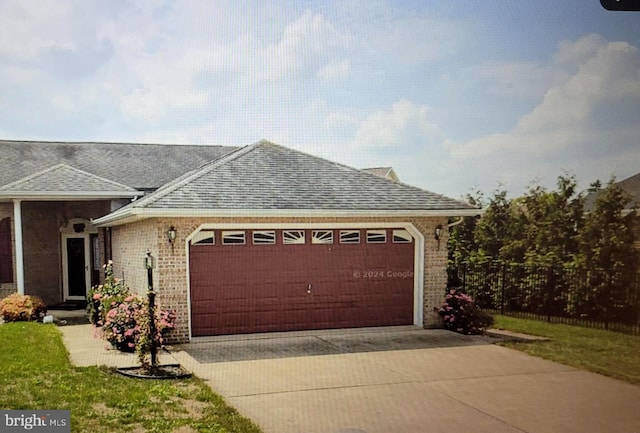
[100,294,177,353]
[88,261,177,364]
[439,289,494,335]
[87,261,130,326]
[135,303,177,367]
[102,295,145,351]
[0,293,47,322]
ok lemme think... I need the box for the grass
[0,322,262,433]
[493,315,640,385]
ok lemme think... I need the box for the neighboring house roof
[95,140,480,225]
[362,167,399,182]
[584,172,640,212]
[0,164,140,199]
[0,140,238,191]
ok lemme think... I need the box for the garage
[189,227,416,337]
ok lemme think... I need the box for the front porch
[8,200,112,306]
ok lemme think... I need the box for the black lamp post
[144,250,158,368]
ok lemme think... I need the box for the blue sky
[1,0,639,200]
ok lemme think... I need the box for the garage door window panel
[312,230,333,244]
[253,230,276,245]
[192,230,215,245]
[392,229,413,243]
[283,230,305,244]
[222,230,246,245]
[340,230,360,244]
[366,230,386,243]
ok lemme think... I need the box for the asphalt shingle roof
[584,172,640,212]
[0,140,238,190]
[121,140,476,212]
[0,164,139,195]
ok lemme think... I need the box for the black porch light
[167,226,177,245]
[434,224,443,250]
[434,225,443,241]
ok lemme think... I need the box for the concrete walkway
[59,324,640,433]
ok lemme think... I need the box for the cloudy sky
[1,1,639,200]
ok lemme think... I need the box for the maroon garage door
[189,228,415,337]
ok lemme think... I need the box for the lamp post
[144,251,158,368]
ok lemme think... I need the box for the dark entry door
[66,237,87,298]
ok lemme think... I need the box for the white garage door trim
[185,222,425,340]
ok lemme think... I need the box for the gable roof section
[0,164,141,199]
[0,140,239,190]
[362,166,400,182]
[95,140,479,225]
[584,172,640,212]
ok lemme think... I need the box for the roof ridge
[0,163,140,192]
[127,141,262,209]
[0,139,232,149]
[262,143,437,192]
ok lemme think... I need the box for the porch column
[13,199,25,294]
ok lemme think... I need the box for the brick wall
[109,215,448,343]
[21,201,111,305]
[111,219,160,296]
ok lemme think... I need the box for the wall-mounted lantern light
[434,224,443,250]
[434,225,443,241]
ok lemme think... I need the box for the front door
[62,234,91,300]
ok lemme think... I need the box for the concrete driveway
[171,326,640,433]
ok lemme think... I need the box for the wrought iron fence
[448,262,640,335]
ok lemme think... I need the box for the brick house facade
[1,139,478,342]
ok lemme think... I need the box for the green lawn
[0,322,262,433]
[493,315,640,385]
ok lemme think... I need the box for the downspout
[13,199,25,294]
[447,216,465,229]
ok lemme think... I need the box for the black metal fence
[448,262,640,335]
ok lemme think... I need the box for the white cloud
[469,62,554,99]
[317,60,350,82]
[353,100,444,150]
[452,35,640,159]
[446,34,640,195]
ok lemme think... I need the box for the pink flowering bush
[439,289,493,335]
[87,261,130,327]
[0,293,47,322]
[101,295,177,354]
[87,261,177,357]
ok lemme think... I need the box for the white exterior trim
[13,200,24,294]
[61,233,92,301]
[0,191,141,200]
[184,222,425,340]
[95,207,481,227]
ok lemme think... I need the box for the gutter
[93,207,484,227]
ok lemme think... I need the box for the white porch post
[13,199,25,294]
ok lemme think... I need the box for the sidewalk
[59,323,179,368]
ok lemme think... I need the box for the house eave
[94,207,483,227]
[0,191,142,201]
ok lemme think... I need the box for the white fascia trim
[94,207,482,227]
[185,221,426,340]
[0,191,142,200]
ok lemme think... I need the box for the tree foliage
[576,178,638,273]
[449,174,638,274]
